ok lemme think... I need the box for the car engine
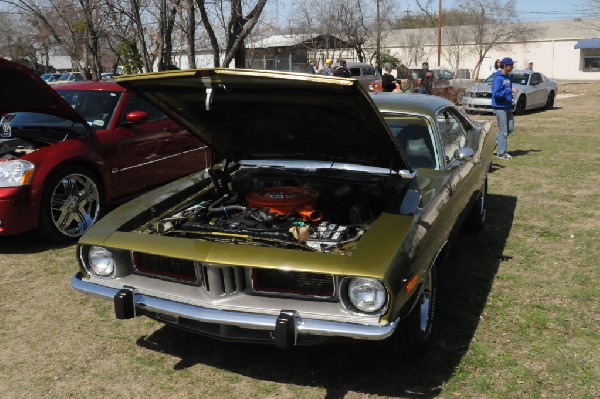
[0,138,36,160]
[146,169,397,254]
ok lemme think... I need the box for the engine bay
[0,130,74,161]
[0,138,37,161]
[144,165,406,254]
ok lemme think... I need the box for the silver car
[463,70,558,115]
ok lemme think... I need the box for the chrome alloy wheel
[49,173,100,238]
[418,270,434,333]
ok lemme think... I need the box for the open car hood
[0,58,87,125]
[116,69,410,171]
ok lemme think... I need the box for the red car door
[106,93,209,199]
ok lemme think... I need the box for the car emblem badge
[1,119,11,138]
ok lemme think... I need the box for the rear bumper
[71,273,399,347]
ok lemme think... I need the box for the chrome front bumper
[71,273,399,347]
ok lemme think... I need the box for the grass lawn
[0,83,598,398]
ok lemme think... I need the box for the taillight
[370,81,383,92]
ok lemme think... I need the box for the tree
[156,0,181,71]
[195,0,268,68]
[289,0,398,64]
[580,0,600,32]
[458,0,540,78]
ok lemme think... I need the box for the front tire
[515,96,526,115]
[545,92,555,110]
[39,166,102,242]
[391,263,437,357]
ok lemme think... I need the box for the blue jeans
[494,108,514,155]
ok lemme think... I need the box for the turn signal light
[404,274,419,294]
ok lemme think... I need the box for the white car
[463,70,558,114]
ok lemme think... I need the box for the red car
[0,58,210,241]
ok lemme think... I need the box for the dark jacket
[333,65,351,78]
[382,73,398,92]
[421,68,434,94]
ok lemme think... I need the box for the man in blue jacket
[492,57,519,160]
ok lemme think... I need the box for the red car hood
[0,58,87,125]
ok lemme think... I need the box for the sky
[266,0,598,25]
[439,0,597,21]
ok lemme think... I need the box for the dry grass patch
[1,82,599,399]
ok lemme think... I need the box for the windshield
[384,114,438,169]
[484,72,531,85]
[9,90,122,130]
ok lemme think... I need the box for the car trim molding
[111,146,209,174]
[71,273,400,341]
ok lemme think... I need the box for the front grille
[251,268,335,298]
[132,252,199,284]
[201,264,246,297]
[475,92,492,98]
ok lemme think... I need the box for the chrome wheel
[392,263,437,357]
[418,269,434,333]
[46,172,101,239]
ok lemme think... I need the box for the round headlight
[88,246,115,276]
[347,278,387,313]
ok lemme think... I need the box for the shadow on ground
[0,231,72,254]
[136,194,517,398]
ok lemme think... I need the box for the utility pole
[376,0,381,65]
[437,0,442,66]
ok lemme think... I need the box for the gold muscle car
[71,69,493,356]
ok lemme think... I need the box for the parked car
[49,72,84,85]
[406,66,465,103]
[40,73,62,83]
[462,70,558,114]
[0,58,210,241]
[71,68,494,355]
[101,72,119,80]
[346,61,383,92]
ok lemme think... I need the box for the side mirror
[124,111,148,125]
[455,147,474,160]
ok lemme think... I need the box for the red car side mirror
[125,111,148,124]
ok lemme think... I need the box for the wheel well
[435,241,450,268]
[42,162,105,203]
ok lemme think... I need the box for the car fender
[22,140,108,209]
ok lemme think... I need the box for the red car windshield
[8,90,122,131]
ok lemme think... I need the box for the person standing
[494,59,502,70]
[320,59,333,76]
[381,63,400,92]
[374,61,382,76]
[526,61,534,71]
[492,57,520,160]
[306,60,317,74]
[333,60,351,77]
[419,62,434,94]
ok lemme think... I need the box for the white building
[375,18,600,81]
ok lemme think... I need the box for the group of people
[494,58,534,71]
[310,55,522,161]
[306,59,351,77]
[381,61,433,94]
